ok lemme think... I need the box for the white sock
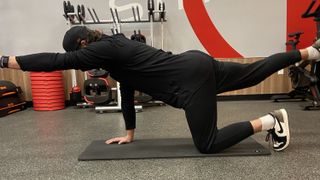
[306,46,320,60]
[259,114,275,131]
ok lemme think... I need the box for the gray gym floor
[1,100,319,179]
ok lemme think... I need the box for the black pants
[184,51,302,153]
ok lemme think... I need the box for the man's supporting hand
[105,129,135,144]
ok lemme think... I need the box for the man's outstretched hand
[0,56,21,69]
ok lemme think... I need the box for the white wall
[0,0,286,57]
[0,0,68,55]
[208,0,286,56]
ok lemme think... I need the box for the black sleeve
[15,38,116,72]
[120,83,136,130]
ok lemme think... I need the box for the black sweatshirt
[16,34,213,130]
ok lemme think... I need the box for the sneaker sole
[274,109,290,151]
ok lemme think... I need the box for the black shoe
[265,109,290,151]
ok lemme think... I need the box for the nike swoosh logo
[277,121,284,134]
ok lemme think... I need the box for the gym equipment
[63,1,165,25]
[136,6,141,21]
[63,1,79,23]
[78,137,270,161]
[132,7,137,21]
[77,4,86,23]
[130,30,146,43]
[303,0,320,38]
[83,69,112,105]
[159,1,166,50]
[300,0,320,110]
[131,6,141,22]
[273,0,320,110]
[147,0,166,50]
[114,8,121,33]
[87,8,96,23]
[110,8,119,34]
[92,9,100,23]
[87,7,100,23]
[0,81,26,117]
[148,0,155,47]
[272,32,308,102]
[30,72,66,111]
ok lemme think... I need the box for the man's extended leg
[214,49,311,94]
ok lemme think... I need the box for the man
[1,26,319,153]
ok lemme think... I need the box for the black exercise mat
[78,137,270,161]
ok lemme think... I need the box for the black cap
[62,26,89,52]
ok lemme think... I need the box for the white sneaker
[312,39,320,62]
[312,39,320,52]
[265,109,290,151]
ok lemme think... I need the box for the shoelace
[265,129,279,143]
[265,129,276,149]
[265,112,280,143]
[265,130,273,142]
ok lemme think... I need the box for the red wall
[287,0,317,51]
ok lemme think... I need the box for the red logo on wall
[183,0,242,58]
[183,0,315,58]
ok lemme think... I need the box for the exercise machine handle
[288,31,304,39]
[286,32,304,50]
[148,0,155,11]
[302,0,319,18]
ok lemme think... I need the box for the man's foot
[312,39,320,52]
[307,39,320,62]
[265,109,290,151]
